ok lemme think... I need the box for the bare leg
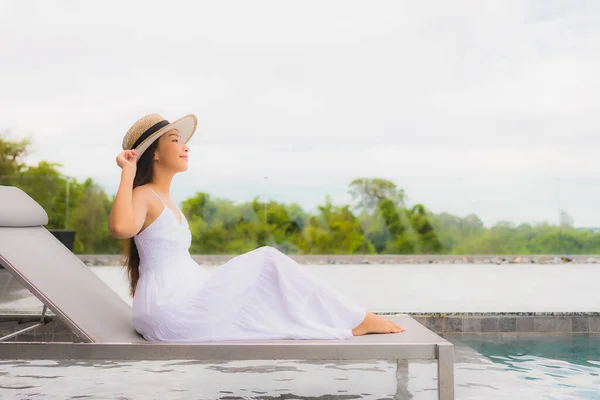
[352,312,405,336]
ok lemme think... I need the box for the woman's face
[155,129,189,172]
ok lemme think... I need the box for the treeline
[2,132,599,255]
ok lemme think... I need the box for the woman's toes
[387,321,398,333]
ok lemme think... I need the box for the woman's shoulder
[134,184,158,195]
[133,184,150,193]
[132,184,156,204]
[132,185,160,219]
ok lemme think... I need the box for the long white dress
[131,189,367,342]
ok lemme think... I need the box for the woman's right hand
[116,150,138,171]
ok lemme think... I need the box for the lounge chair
[0,185,454,399]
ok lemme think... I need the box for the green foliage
[2,132,600,256]
[349,177,405,212]
[409,204,443,254]
[0,131,30,179]
[297,196,369,254]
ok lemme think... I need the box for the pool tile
[463,318,481,333]
[534,317,554,332]
[516,317,534,332]
[572,316,590,332]
[36,321,56,334]
[445,317,462,333]
[554,317,572,333]
[481,318,499,332]
[499,317,516,332]
[426,317,443,332]
[52,333,75,342]
[53,320,73,334]
[15,333,35,342]
[0,321,39,338]
[34,333,54,342]
[0,321,18,336]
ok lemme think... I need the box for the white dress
[131,189,367,342]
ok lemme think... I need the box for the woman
[108,112,404,341]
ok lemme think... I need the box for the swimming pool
[0,334,598,399]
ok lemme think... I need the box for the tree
[0,130,30,182]
[298,196,370,254]
[376,198,415,254]
[70,178,117,253]
[5,131,600,256]
[408,204,443,254]
[18,161,68,229]
[349,178,405,212]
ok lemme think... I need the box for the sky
[2,0,600,227]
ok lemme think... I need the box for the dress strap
[148,188,166,206]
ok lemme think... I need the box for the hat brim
[134,114,198,162]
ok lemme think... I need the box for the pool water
[0,335,598,399]
[450,334,600,399]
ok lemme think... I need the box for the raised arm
[108,150,148,239]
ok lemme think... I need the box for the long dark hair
[124,139,159,297]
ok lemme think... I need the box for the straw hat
[122,113,198,161]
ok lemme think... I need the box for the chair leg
[394,360,413,399]
[0,305,49,342]
[436,343,455,400]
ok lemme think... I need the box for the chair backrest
[0,185,144,343]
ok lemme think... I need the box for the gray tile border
[572,316,590,333]
[463,318,482,333]
[35,321,56,334]
[426,317,443,333]
[481,318,499,333]
[34,333,55,342]
[445,317,463,333]
[0,321,38,337]
[534,317,554,332]
[0,325,16,336]
[386,311,600,317]
[0,320,18,329]
[516,317,534,332]
[53,320,73,334]
[15,333,36,342]
[499,317,516,332]
[554,317,572,333]
[2,313,599,338]
[52,333,75,342]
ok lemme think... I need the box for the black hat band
[132,120,170,149]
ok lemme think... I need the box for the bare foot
[352,312,405,336]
